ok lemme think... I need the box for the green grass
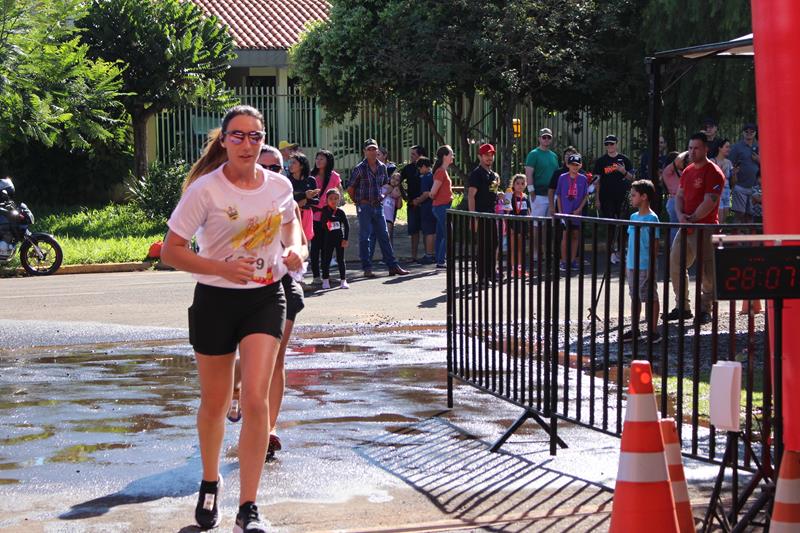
[58,236,158,264]
[394,191,465,223]
[35,203,167,239]
[0,204,166,272]
[659,371,765,426]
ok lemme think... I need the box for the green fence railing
[154,86,645,185]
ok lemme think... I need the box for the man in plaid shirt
[347,138,409,278]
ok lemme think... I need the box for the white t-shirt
[168,163,296,289]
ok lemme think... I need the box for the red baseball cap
[478,143,496,155]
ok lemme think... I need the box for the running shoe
[266,434,282,462]
[226,397,241,423]
[321,279,331,289]
[340,280,349,289]
[195,475,222,530]
[234,502,269,533]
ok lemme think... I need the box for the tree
[638,0,755,146]
[0,0,126,156]
[291,0,644,180]
[77,0,236,177]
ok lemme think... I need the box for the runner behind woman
[161,105,307,533]
[226,147,307,466]
[227,206,307,464]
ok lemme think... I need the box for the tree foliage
[0,0,126,156]
[291,0,643,179]
[77,0,237,177]
[639,0,754,145]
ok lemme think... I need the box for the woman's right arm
[161,230,255,285]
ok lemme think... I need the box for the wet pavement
[0,325,731,532]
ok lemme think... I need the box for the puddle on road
[0,325,449,493]
[49,443,133,463]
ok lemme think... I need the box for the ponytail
[183,128,227,192]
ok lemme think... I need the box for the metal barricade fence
[446,209,771,471]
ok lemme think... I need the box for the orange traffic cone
[771,450,800,532]
[660,418,695,532]
[609,360,679,533]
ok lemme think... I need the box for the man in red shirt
[665,132,725,324]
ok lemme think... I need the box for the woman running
[161,105,306,533]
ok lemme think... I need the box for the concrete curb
[55,262,154,275]
[1,261,155,277]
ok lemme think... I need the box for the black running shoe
[234,502,269,533]
[663,307,693,321]
[195,476,222,530]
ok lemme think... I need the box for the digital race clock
[714,245,800,300]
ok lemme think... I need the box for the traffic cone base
[772,451,800,532]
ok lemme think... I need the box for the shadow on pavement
[58,456,238,525]
[356,415,613,531]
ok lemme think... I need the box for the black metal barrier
[446,209,770,471]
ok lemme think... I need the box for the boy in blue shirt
[412,157,436,263]
[624,179,661,343]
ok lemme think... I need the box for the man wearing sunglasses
[593,134,634,264]
[347,138,409,278]
[524,128,559,217]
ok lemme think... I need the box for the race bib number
[227,253,275,285]
[251,254,276,285]
[328,221,341,231]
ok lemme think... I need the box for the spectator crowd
[461,118,763,342]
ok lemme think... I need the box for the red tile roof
[190,0,330,50]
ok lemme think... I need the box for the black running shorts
[282,275,305,322]
[188,282,286,355]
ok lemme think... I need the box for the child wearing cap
[555,153,589,271]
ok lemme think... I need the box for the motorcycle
[0,177,63,276]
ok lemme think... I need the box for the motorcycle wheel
[20,235,63,276]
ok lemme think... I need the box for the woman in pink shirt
[430,145,454,268]
[309,150,341,283]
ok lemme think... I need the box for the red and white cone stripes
[771,450,800,532]
[660,418,694,532]
[609,361,679,533]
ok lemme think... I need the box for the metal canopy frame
[645,34,754,186]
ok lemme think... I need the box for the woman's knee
[241,393,269,420]
[198,394,229,420]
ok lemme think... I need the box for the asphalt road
[0,266,447,347]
